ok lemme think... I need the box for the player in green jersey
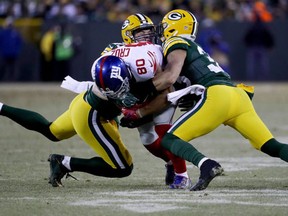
[121,9,288,191]
[0,55,136,187]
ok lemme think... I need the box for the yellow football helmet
[121,13,155,44]
[159,9,198,42]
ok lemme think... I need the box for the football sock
[161,133,206,166]
[175,171,189,178]
[144,139,170,162]
[261,138,288,162]
[198,157,209,168]
[62,156,71,171]
[0,102,3,113]
[168,153,187,173]
[154,124,187,173]
[0,104,58,141]
[70,156,133,178]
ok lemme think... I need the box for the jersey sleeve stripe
[163,37,190,56]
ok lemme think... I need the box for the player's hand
[121,108,141,121]
[178,94,201,112]
[120,115,153,128]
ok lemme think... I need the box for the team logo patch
[122,20,129,30]
[168,12,182,21]
[111,66,124,81]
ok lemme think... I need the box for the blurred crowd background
[0,0,287,23]
[0,0,287,82]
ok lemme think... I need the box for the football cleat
[48,154,76,187]
[169,175,192,189]
[165,163,175,185]
[190,159,223,191]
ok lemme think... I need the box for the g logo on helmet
[122,20,129,30]
[168,12,182,21]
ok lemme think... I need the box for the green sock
[1,104,58,141]
[70,157,133,178]
[261,138,288,162]
[161,133,206,166]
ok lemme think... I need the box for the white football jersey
[101,41,163,82]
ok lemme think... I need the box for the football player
[101,13,191,189]
[122,9,288,191]
[0,55,135,187]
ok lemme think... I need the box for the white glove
[61,76,94,93]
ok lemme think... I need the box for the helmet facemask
[132,26,156,43]
[99,67,139,108]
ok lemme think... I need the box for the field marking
[69,189,288,213]
[1,156,287,213]
[186,156,287,172]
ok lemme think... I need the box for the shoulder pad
[162,36,190,56]
[101,42,124,55]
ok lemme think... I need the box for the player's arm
[153,49,186,91]
[134,49,186,95]
[121,86,173,122]
[138,86,173,117]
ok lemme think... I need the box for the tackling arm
[153,49,186,91]
[134,49,186,95]
[138,86,173,117]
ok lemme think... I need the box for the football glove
[121,107,141,121]
[120,115,153,128]
[178,94,201,112]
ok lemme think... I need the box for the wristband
[136,109,143,118]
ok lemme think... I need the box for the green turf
[0,82,288,216]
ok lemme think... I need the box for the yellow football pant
[49,93,133,169]
[172,85,273,150]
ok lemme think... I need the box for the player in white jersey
[101,41,162,83]
[99,13,191,189]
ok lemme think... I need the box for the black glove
[178,94,201,112]
[120,115,153,128]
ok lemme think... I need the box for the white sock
[62,156,71,171]
[198,157,209,168]
[166,160,173,165]
[0,102,3,113]
[175,171,189,178]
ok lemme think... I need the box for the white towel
[167,85,205,105]
[60,76,94,93]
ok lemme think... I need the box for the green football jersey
[162,36,234,89]
[85,87,121,120]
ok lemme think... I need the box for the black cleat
[190,159,224,191]
[48,154,69,187]
[165,163,175,185]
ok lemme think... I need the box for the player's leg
[226,88,288,162]
[71,110,133,177]
[161,87,229,190]
[0,102,58,141]
[48,94,133,187]
[137,121,177,185]
[154,124,191,189]
[138,104,190,188]
[260,138,288,162]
